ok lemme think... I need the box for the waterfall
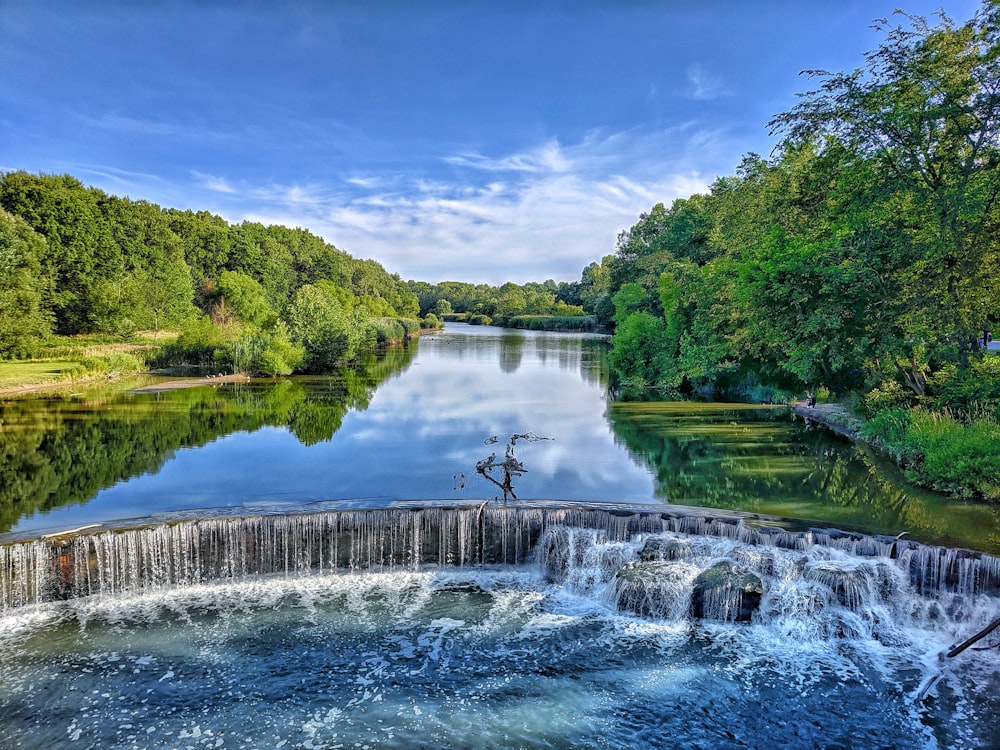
[2,505,998,612]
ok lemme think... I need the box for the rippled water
[2,524,997,750]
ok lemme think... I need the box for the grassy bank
[862,407,1000,502]
[0,332,167,393]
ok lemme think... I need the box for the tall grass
[863,406,1000,500]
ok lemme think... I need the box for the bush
[372,318,405,344]
[154,316,227,369]
[504,315,600,332]
[906,410,1000,500]
[217,330,303,376]
[861,406,1000,500]
[468,314,491,326]
[398,318,422,335]
[930,356,1000,416]
[861,407,913,459]
[861,379,913,418]
[69,351,146,380]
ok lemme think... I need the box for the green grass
[0,360,79,389]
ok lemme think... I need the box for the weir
[2,503,998,611]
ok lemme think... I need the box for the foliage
[68,351,147,380]
[503,315,600,332]
[596,3,1000,413]
[0,169,420,374]
[862,405,1000,500]
[372,317,405,345]
[287,283,374,371]
[0,208,51,356]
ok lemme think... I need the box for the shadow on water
[608,401,1000,554]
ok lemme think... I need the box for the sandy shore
[130,373,251,393]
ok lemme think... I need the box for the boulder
[690,561,763,622]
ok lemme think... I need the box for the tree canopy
[601,2,1000,408]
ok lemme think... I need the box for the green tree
[215,271,277,328]
[770,3,1000,369]
[288,282,374,370]
[0,209,52,354]
[0,172,122,333]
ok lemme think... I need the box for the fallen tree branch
[946,616,1000,659]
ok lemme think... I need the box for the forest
[0,171,430,376]
[589,5,1000,499]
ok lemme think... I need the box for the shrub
[861,407,913,459]
[930,356,1000,417]
[372,318,405,344]
[906,410,1000,500]
[861,379,913,418]
[398,318,422,335]
[69,351,146,380]
[468,314,491,326]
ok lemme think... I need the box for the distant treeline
[0,172,426,374]
[407,275,610,330]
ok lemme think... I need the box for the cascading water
[1,505,998,749]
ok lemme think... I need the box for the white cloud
[192,170,237,194]
[235,127,719,283]
[686,63,728,101]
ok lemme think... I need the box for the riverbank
[792,401,863,440]
[793,399,1000,503]
[130,373,251,394]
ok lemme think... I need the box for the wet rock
[614,562,692,619]
[690,561,763,622]
[638,536,691,562]
[804,561,900,612]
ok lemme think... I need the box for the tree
[0,172,121,333]
[770,3,1000,368]
[0,209,51,354]
[215,271,276,328]
[288,282,374,370]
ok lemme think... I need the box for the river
[0,323,997,552]
[1,324,999,749]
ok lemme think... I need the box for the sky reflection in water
[9,325,656,534]
[3,324,999,552]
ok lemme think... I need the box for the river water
[1,323,997,551]
[1,324,998,749]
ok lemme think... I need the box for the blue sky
[0,0,983,285]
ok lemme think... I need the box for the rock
[638,535,691,562]
[690,561,764,622]
[614,562,692,619]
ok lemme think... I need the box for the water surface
[1,324,998,552]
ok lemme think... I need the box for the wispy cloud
[71,164,164,188]
[686,63,728,101]
[443,140,571,174]
[192,170,237,194]
[73,111,232,143]
[235,127,719,283]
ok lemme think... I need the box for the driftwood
[946,616,1000,658]
[474,432,552,503]
[916,615,1000,703]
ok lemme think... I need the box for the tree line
[0,172,424,374]
[594,4,1000,499]
[406,276,605,329]
[600,5,999,410]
